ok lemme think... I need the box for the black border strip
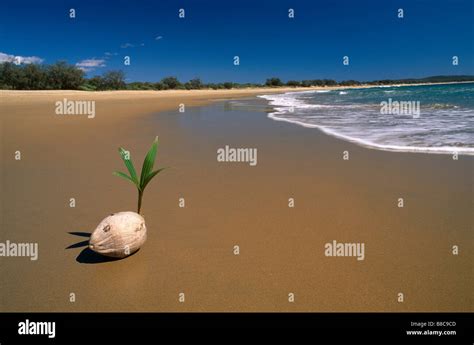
[0,312,472,344]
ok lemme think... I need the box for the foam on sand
[259,84,474,155]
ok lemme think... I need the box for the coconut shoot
[113,136,165,214]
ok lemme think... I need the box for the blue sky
[0,0,472,82]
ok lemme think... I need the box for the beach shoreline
[3,80,472,122]
[1,88,472,312]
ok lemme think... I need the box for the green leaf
[113,171,138,186]
[118,147,139,186]
[141,167,166,191]
[114,137,166,214]
[139,136,159,188]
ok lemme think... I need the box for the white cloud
[120,43,134,48]
[104,52,118,59]
[0,52,44,64]
[75,58,106,72]
[155,36,163,40]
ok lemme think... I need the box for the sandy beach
[0,88,472,312]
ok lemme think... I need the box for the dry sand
[0,88,472,311]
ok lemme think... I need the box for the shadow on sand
[75,247,122,264]
[67,231,117,264]
[66,232,138,264]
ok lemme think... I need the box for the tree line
[0,61,472,90]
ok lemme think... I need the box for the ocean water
[259,83,474,155]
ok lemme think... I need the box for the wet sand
[0,90,472,312]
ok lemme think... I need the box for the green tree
[46,61,84,89]
[265,77,283,87]
[0,62,27,89]
[88,76,105,90]
[286,80,301,87]
[23,64,47,89]
[161,76,181,89]
[153,82,164,90]
[322,79,337,86]
[185,77,202,90]
[102,70,126,90]
[338,80,361,86]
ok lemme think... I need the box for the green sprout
[113,136,165,214]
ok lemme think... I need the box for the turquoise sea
[259,83,474,154]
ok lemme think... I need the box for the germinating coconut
[89,211,147,258]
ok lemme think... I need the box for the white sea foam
[258,89,474,155]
